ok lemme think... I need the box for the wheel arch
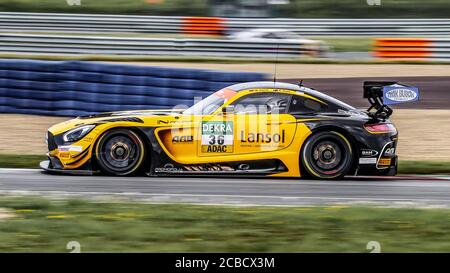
[300,125,359,177]
[91,126,151,174]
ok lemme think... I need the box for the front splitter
[40,160,96,175]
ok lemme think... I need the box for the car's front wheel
[301,131,353,179]
[95,129,146,176]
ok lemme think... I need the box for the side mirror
[222,105,235,115]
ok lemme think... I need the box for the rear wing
[363,81,419,120]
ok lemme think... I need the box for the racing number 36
[209,135,225,145]
[201,121,234,154]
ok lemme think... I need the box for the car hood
[77,109,184,119]
[48,109,185,135]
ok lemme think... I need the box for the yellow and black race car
[41,81,419,179]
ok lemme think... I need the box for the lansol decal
[240,130,286,143]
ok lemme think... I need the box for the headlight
[63,125,95,142]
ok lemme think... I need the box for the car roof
[226,81,301,92]
[226,81,355,110]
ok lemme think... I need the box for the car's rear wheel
[95,129,146,176]
[301,131,353,179]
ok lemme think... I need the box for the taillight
[364,123,397,134]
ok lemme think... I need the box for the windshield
[302,88,356,111]
[183,88,237,115]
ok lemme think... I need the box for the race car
[228,28,329,57]
[40,81,419,179]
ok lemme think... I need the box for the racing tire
[301,131,353,179]
[95,129,146,176]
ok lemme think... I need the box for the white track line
[1,168,450,187]
[0,189,449,204]
[0,168,40,173]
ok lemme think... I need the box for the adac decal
[240,130,286,143]
[382,85,419,105]
[172,135,193,143]
[204,145,230,153]
[201,121,233,153]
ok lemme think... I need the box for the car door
[231,91,297,155]
[197,91,297,158]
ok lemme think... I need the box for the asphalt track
[1,168,449,207]
[284,76,450,109]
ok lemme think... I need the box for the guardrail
[0,34,316,58]
[0,12,184,34]
[1,12,450,36]
[0,59,268,116]
[374,38,450,61]
[226,18,450,36]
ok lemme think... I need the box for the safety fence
[0,59,268,116]
[1,12,450,36]
[0,34,315,58]
[373,38,450,61]
[182,17,226,35]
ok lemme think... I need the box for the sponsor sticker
[361,149,378,157]
[359,158,377,164]
[172,135,193,143]
[58,145,83,152]
[201,121,233,153]
[240,130,286,144]
[382,85,419,105]
[155,164,183,173]
[384,147,396,156]
[378,158,392,166]
[59,152,70,158]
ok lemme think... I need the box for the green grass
[0,196,449,252]
[8,31,220,39]
[7,32,373,53]
[1,0,450,18]
[398,161,450,175]
[0,154,450,175]
[317,37,373,52]
[0,154,46,168]
[0,0,209,16]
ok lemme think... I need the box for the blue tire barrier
[0,59,268,116]
[0,70,57,81]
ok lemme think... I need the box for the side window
[289,95,326,114]
[230,92,291,115]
